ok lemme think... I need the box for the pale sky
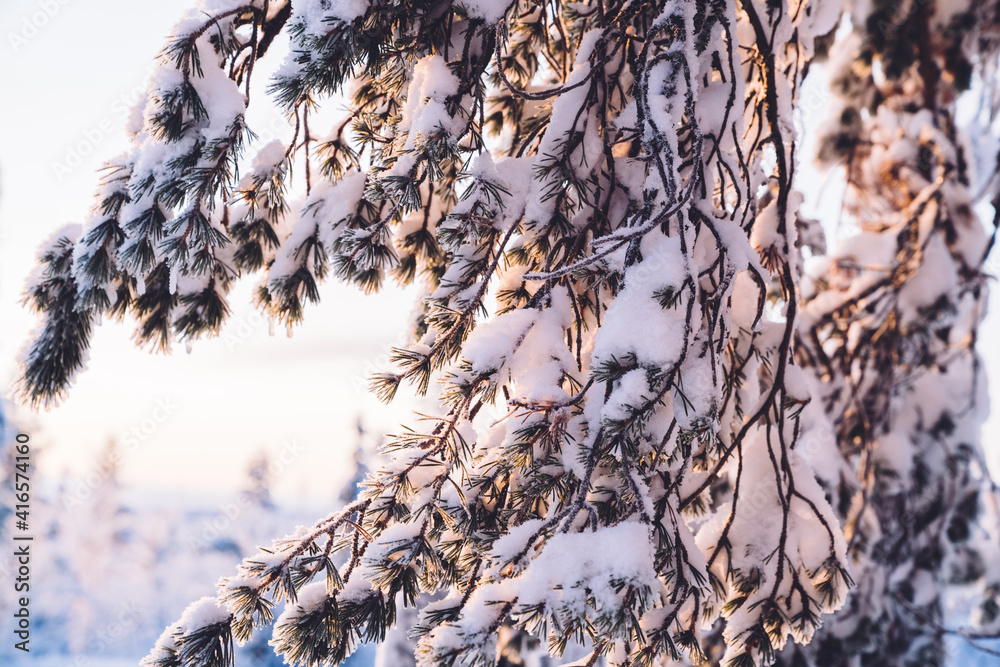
[0,0,417,502]
[0,0,996,504]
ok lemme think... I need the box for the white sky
[0,0,996,503]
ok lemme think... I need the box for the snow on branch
[18,0,1000,665]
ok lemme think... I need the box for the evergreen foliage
[16,0,1000,665]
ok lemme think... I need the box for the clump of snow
[295,0,371,26]
[488,518,546,565]
[602,368,651,422]
[177,596,231,632]
[311,170,369,252]
[591,233,687,369]
[392,55,463,165]
[462,308,537,374]
[458,0,510,24]
[517,522,658,608]
[292,581,331,613]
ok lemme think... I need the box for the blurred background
[0,1,410,664]
[0,1,998,666]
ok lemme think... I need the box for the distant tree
[245,450,277,512]
[39,440,156,657]
[17,0,1000,666]
[0,402,16,543]
[232,452,286,667]
[339,421,372,508]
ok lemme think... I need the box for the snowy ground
[10,647,377,667]
[15,659,137,667]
